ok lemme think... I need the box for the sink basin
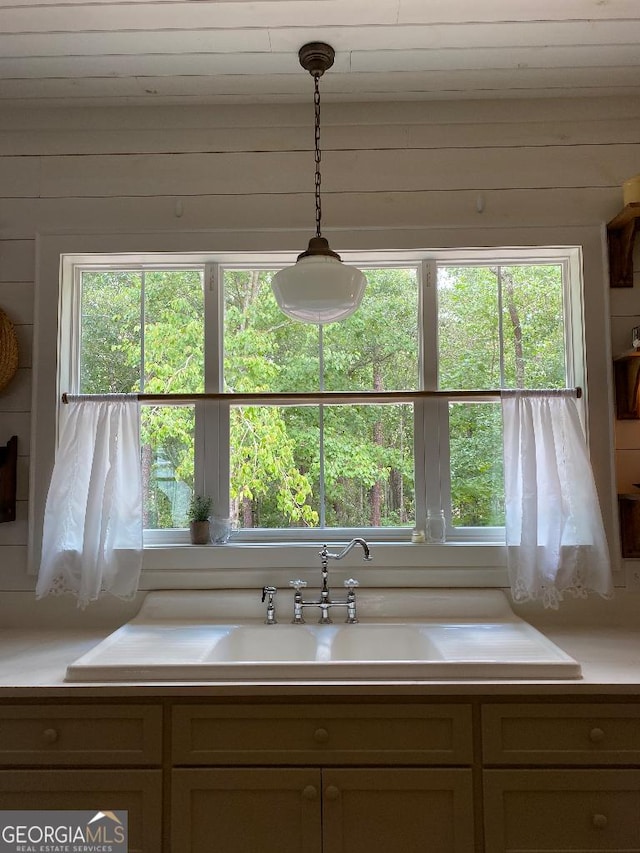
[329,624,442,662]
[65,590,581,682]
[208,625,319,662]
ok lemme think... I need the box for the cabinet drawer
[482,703,640,765]
[0,705,162,766]
[484,769,640,852]
[172,703,472,765]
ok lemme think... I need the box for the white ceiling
[1,0,640,107]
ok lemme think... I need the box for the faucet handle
[344,578,359,589]
[261,585,277,602]
[289,579,308,591]
[262,586,277,625]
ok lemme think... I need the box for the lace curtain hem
[511,576,614,610]
[41,574,139,610]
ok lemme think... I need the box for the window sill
[140,541,508,590]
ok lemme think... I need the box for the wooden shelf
[607,202,640,288]
[618,494,640,557]
[613,350,640,418]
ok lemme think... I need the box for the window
[58,248,580,549]
[437,262,568,533]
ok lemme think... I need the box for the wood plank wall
[0,95,638,590]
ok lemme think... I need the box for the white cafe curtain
[36,396,143,608]
[501,391,613,609]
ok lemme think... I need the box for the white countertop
[0,625,638,697]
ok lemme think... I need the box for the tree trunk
[370,366,383,527]
[242,495,253,528]
[501,268,525,387]
[389,468,404,521]
[239,270,261,330]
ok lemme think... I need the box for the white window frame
[29,228,617,590]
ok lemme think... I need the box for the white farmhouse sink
[65,589,581,682]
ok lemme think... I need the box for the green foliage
[188,495,212,523]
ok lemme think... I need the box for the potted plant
[187,495,212,545]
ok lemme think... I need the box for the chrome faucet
[290,538,372,625]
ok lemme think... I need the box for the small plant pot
[189,520,210,545]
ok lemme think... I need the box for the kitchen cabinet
[483,769,640,852]
[171,702,472,766]
[0,703,162,766]
[172,766,474,853]
[0,770,162,853]
[0,704,163,853]
[0,695,638,852]
[172,768,322,853]
[482,703,640,852]
[321,767,473,853]
[170,703,475,853]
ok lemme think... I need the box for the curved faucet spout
[324,537,372,562]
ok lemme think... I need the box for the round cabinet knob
[302,785,318,801]
[589,727,606,743]
[324,785,340,801]
[41,728,59,745]
[592,813,608,830]
[313,727,330,745]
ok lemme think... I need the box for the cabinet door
[322,768,474,853]
[172,768,322,853]
[0,770,162,853]
[484,769,640,852]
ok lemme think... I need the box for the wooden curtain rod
[62,388,582,405]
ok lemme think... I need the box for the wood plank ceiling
[0,0,639,107]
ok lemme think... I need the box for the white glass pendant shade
[272,239,366,324]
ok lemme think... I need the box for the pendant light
[271,42,366,324]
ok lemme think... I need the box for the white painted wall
[0,95,636,602]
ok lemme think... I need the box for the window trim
[29,228,617,588]
[69,253,572,543]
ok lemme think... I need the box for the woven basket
[0,308,19,393]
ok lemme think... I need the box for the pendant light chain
[314,72,322,239]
